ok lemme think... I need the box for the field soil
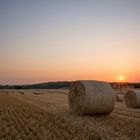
[0,89,140,140]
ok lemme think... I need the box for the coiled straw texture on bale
[68,80,115,115]
[125,90,140,108]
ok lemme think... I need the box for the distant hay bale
[33,92,44,95]
[125,90,140,108]
[5,91,9,94]
[116,94,124,102]
[19,91,24,95]
[68,80,115,115]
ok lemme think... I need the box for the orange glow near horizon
[0,51,140,84]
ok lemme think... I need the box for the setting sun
[118,76,124,82]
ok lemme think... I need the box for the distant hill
[0,81,71,89]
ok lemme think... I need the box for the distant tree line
[0,81,140,89]
[0,82,71,89]
[132,83,140,88]
[110,82,140,89]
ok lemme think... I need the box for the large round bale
[125,90,140,108]
[68,80,115,115]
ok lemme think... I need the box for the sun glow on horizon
[118,76,124,82]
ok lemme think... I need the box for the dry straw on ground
[68,80,115,115]
[125,90,140,108]
[0,90,140,140]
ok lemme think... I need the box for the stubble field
[0,89,140,140]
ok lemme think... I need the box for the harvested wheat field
[0,89,140,140]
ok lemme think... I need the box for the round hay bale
[125,90,140,108]
[19,91,24,95]
[68,80,115,115]
[116,94,124,102]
